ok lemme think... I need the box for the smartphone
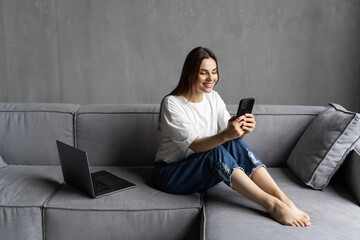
[236,98,255,118]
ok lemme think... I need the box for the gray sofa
[0,103,359,240]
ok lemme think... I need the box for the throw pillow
[287,103,360,190]
[0,154,7,169]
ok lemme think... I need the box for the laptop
[56,140,135,198]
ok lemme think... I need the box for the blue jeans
[152,138,265,195]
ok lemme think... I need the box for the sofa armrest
[338,145,360,206]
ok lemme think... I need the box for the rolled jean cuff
[249,164,267,178]
[228,166,243,188]
[228,164,267,188]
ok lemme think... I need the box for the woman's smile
[203,82,215,88]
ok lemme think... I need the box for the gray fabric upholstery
[0,166,63,240]
[337,144,360,205]
[0,207,43,240]
[76,104,161,166]
[0,154,7,168]
[1,103,358,240]
[228,104,325,167]
[45,208,200,240]
[287,103,360,189]
[75,104,324,167]
[203,168,360,240]
[0,166,63,206]
[0,103,80,165]
[44,167,201,240]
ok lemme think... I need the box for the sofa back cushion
[0,103,80,165]
[227,104,325,167]
[76,104,161,166]
[76,104,324,167]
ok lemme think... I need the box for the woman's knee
[207,146,239,170]
[212,144,227,154]
[231,137,247,147]
[208,145,233,161]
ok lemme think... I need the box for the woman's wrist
[219,130,231,143]
[221,126,244,142]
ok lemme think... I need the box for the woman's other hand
[242,113,256,135]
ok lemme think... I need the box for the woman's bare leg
[231,168,310,227]
[251,167,311,226]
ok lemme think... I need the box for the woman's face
[194,58,218,95]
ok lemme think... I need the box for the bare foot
[266,198,311,227]
[280,197,311,226]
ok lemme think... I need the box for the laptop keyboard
[93,181,112,194]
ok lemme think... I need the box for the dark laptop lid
[56,140,96,198]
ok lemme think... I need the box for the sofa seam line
[252,113,319,116]
[42,207,201,212]
[0,110,79,114]
[75,113,319,116]
[74,112,78,148]
[0,205,43,208]
[201,192,207,240]
[76,112,159,115]
[41,183,64,240]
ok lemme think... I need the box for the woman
[153,47,311,227]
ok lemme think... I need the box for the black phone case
[236,98,255,117]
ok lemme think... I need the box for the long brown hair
[157,47,219,130]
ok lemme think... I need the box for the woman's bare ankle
[262,196,281,215]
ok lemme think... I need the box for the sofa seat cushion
[0,166,63,240]
[44,166,202,240]
[203,168,360,240]
[0,165,63,206]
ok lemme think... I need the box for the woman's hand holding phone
[222,115,246,140]
[235,98,256,135]
[223,98,256,140]
[241,113,256,134]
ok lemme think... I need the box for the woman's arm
[189,114,256,153]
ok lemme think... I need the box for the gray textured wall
[1,0,359,111]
